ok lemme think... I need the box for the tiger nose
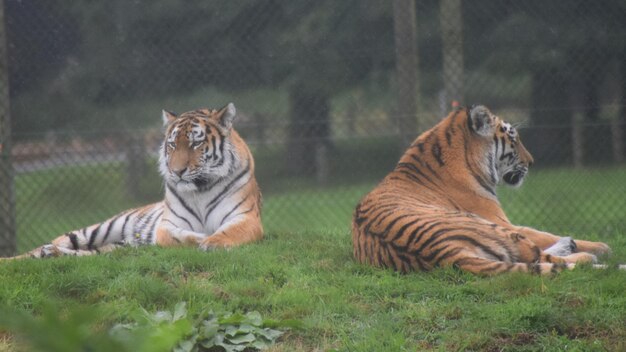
[172,167,187,176]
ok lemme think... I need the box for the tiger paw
[39,244,62,258]
[562,252,598,264]
[198,238,230,251]
[199,242,217,251]
[575,240,611,256]
[591,242,611,256]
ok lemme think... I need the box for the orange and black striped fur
[352,105,612,275]
[4,103,263,259]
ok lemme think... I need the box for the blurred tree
[393,0,420,146]
[274,1,394,177]
[439,0,463,108]
[620,45,626,161]
[7,0,624,168]
[5,0,78,97]
[7,1,395,179]
[5,0,79,134]
[467,0,626,165]
[0,0,16,256]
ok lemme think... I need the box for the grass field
[2,166,626,351]
[14,163,626,250]
[1,232,625,351]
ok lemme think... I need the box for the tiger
[352,105,616,275]
[3,103,263,259]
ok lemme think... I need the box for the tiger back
[4,103,262,259]
[352,105,611,275]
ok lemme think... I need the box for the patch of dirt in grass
[234,286,267,299]
[564,296,586,308]
[266,333,322,352]
[485,332,537,351]
[85,288,109,303]
[415,340,435,350]
[442,306,463,321]
[311,259,335,271]
[347,294,373,315]
[185,271,215,282]
[558,323,625,351]
[211,286,231,301]
[161,270,215,289]
[562,322,613,340]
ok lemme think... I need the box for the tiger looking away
[352,105,618,275]
[3,103,263,259]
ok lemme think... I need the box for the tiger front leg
[4,242,122,260]
[155,225,206,247]
[43,243,123,257]
[199,216,263,250]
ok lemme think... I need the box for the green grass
[263,165,626,237]
[3,165,626,351]
[1,231,626,351]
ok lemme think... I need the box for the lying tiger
[4,103,263,259]
[352,105,615,275]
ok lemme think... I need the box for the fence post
[440,0,464,112]
[571,115,584,169]
[125,133,147,200]
[613,57,625,163]
[392,0,420,146]
[0,0,16,256]
[622,50,626,161]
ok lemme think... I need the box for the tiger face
[159,103,237,192]
[468,105,534,187]
[494,120,533,187]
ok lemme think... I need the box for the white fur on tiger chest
[162,172,251,238]
[204,195,246,233]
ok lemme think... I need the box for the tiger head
[467,105,534,187]
[159,103,238,192]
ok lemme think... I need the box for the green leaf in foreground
[110,303,299,351]
[0,304,123,352]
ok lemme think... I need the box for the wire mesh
[1,0,625,253]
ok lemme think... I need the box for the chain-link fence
[1,0,625,255]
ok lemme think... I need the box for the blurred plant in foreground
[0,302,301,352]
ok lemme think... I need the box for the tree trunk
[0,0,16,256]
[529,67,572,165]
[440,0,464,110]
[615,46,626,162]
[581,67,603,164]
[286,83,331,181]
[569,76,585,168]
[125,133,147,200]
[571,114,583,169]
[392,0,420,146]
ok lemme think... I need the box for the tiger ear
[468,105,495,137]
[162,110,177,126]
[217,103,237,132]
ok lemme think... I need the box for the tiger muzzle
[503,166,528,186]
